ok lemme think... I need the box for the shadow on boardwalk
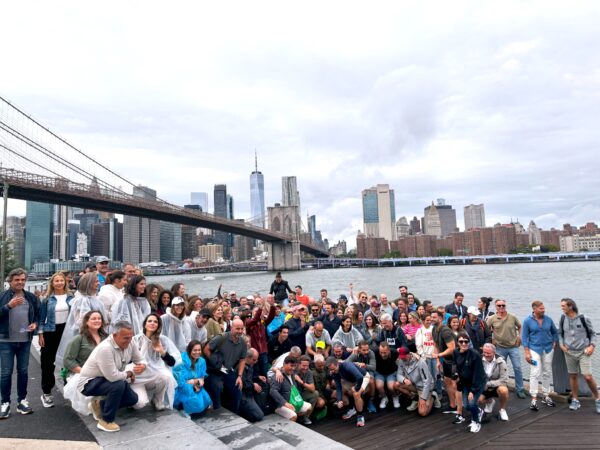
[312,392,600,450]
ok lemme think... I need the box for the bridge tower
[267,203,301,271]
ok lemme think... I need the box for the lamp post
[0,182,8,290]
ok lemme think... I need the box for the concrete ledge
[0,438,100,450]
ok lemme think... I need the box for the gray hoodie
[559,314,596,351]
[395,354,433,401]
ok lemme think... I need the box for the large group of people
[0,264,599,436]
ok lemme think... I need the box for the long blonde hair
[44,272,72,298]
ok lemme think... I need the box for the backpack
[559,314,592,341]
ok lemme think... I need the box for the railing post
[0,182,8,289]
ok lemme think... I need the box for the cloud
[1,1,600,250]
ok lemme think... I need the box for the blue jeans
[425,357,442,396]
[496,346,523,391]
[0,341,31,403]
[462,388,484,423]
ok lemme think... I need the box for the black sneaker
[0,402,9,419]
[529,399,539,411]
[452,414,466,424]
[16,399,32,415]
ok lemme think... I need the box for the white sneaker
[406,400,418,411]
[484,398,495,414]
[41,394,54,408]
[379,397,389,409]
[432,391,442,409]
[499,408,509,421]
[470,421,481,433]
[392,396,401,409]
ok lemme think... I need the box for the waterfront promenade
[4,348,599,449]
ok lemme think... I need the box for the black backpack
[559,314,592,341]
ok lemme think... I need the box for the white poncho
[110,295,151,335]
[160,312,188,353]
[133,333,181,409]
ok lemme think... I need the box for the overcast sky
[2,1,600,249]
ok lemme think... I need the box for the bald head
[231,318,245,338]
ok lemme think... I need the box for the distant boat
[202,275,215,281]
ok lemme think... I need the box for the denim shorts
[374,373,396,383]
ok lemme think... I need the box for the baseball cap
[467,306,480,316]
[85,262,96,270]
[398,347,410,360]
[370,299,381,307]
[315,341,326,350]
[338,294,348,301]
[247,295,255,301]
[96,256,110,263]
[171,296,185,306]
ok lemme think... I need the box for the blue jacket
[333,361,366,401]
[38,294,74,333]
[522,314,558,354]
[0,288,40,340]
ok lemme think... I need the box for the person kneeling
[78,321,146,432]
[269,356,312,422]
[173,340,212,416]
[394,347,438,417]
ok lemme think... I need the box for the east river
[151,260,600,376]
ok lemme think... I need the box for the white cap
[171,296,185,306]
[467,306,480,316]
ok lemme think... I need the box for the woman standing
[171,283,186,301]
[453,332,486,433]
[403,312,422,353]
[98,270,126,320]
[62,311,107,415]
[133,314,180,410]
[161,297,188,352]
[173,340,212,416]
[38,272,74,407]
[332,316,364,351]
[186,296,203,321]
[205,301,225,340]
[145,283,162,312]
[55,272,107,369]
[360,313,381,346]
[111,275,151,335]
[156,290,173,316]
[478,297,494,322]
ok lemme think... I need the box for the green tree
[1,238,19,280]
[437,249,453,257]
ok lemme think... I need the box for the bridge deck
[312,393,600,449]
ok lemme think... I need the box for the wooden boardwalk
[312,393,600,449]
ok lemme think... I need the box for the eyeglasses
[458,340,470,344]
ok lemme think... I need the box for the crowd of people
[0,263,598,436]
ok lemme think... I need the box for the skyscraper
[250,153,265,228]
[396,217,410,237]
[160,221,182,263]
[361,184,397,242]
[24,201,53,268]
[190,192,208,213]
[282,176,300,208]
[424,199,457,237]
[464,204,486,231]
[213,184,231,258]
[5,216,25,266]
[53,205,69,260]
[123,186,161,263]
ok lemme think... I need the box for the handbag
[289,380,305,412]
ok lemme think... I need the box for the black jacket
[269,280,292,303]
[445,302,468,320]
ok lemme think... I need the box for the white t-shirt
[54,294,69,324]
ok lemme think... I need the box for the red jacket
[246,306,276,354]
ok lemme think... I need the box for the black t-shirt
[433,325,455,361]
[375,349,398,376]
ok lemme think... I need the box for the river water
[150,261,600,377]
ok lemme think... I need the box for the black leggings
[40,323,65,395]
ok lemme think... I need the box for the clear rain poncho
[133,333,181,409]
[160,312,188,353]
[110,295,151,335]
[55,295,108,369]
[184,316,207,344]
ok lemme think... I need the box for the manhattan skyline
[1,2,600,247]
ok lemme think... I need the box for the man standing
[269,272,293,305]
[431,310,458,413]
[268,325,292,362]
[486,299,526,398]
[0,269,39,418]
[78,321,147,432]
[558,298,600,413]
[295,286,310,306]
[319,302,342,338]
[522,300,558,411]
[445,292,468,320]
[96,256,111,288]
[375,314,407,352]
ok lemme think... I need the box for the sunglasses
[458,339,470,344]
[496,304,506,308]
